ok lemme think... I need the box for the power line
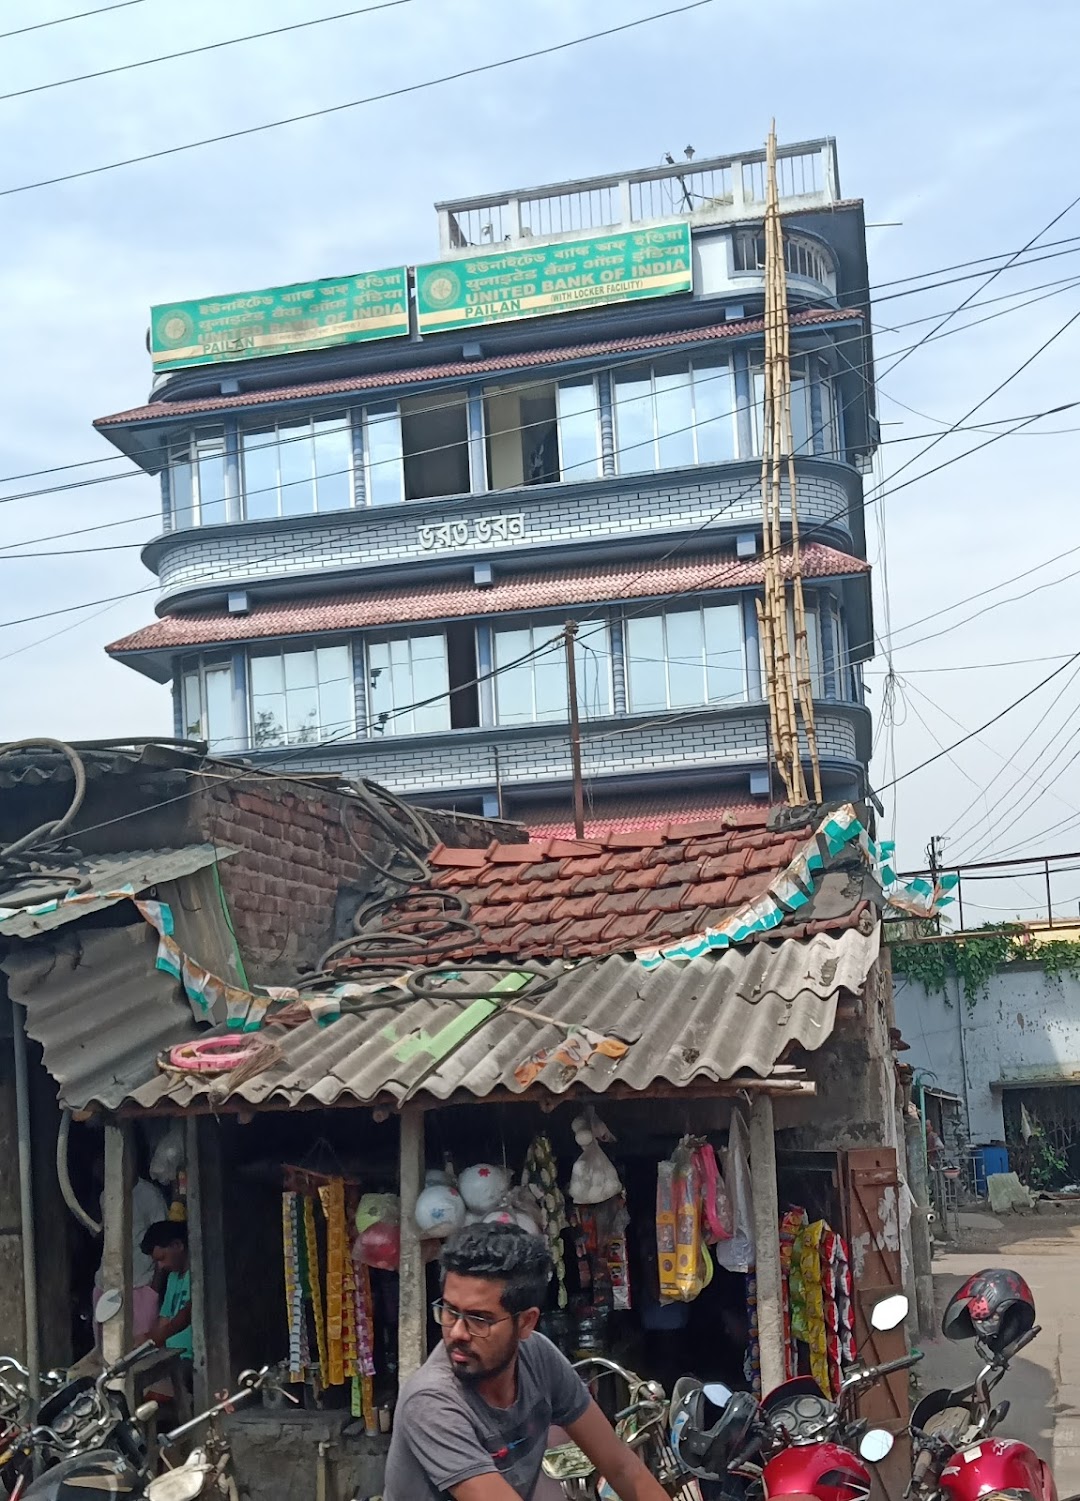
[0,1,716,198]
[0,0,149,40]
[0,0,415,104]
[873,650,1080,794]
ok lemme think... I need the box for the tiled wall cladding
[262,708,861,799]
[154,465,855,604]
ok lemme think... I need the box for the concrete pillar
[749,1094,784,1393]
[903,1111,937,1337]
[100,1120,133,1368]
[397,1108,427,1382]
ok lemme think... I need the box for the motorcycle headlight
[146,1466,211,1501]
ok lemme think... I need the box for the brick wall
[193,773,513,984]
[153,461,858,606]
[267,706,864,801]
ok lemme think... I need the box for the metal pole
[564,621,586,840]
[12,1010,39,1402]
[957,870,965,932]
[1046,859,1053,928]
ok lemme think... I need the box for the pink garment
[92,1285,160,1347]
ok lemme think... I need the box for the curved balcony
[147,459,863,611]
[240,701,870,804]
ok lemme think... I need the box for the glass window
[364,404,405,507]
[249,643,354,746]
[492,621,610,725]
[614,358,735,473]
[367,633,449,735]
[751,357,832,458]
[168,429,226,528]
[240,413,353,519]
[180,659,238,752]
[627,604,747,712]
[556,380,601,482]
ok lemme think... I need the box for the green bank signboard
[416,221,692,335]
[150,267,409,372]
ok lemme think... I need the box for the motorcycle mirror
[95,1289,124,1325]
[870,1294,909,1332]
[859,1429,895,1463]
[702,1383,733,1408]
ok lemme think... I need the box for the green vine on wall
[891,921,1080,1012]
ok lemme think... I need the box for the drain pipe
[12,1008,39,1402]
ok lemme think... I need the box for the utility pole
[563,621,586,840]
[926,834,945,883]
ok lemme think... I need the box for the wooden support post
[397,1107,428,1383]
[749,1094,785,1395]
[100,1120,133,1369]
[187,1117,230,1413]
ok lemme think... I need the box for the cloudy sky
[1,0,1079,914]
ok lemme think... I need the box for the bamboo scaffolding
[757,124,822,805]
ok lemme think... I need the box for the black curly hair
[439,1223,552,1315]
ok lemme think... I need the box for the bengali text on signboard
[415,222,692,335]
[150,267,410,371]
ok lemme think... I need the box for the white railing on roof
[436,139,840,252]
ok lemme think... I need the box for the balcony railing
[436,139,840,252]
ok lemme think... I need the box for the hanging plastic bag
[657,1139,709,1302]
[569,1110,622,1205]
[714,1109,756,1274]
[693,1142,732,1243]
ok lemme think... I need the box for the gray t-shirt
[385,1333,590,1501]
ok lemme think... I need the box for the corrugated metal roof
[0,742,204,789]
[0,845,234,938]
[126,924,879,1113]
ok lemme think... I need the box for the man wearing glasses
[385,1222,670,1501]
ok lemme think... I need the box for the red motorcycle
[671,1293,920,1501]
[907,1268,1058,1501]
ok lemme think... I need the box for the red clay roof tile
[96,307,857,428]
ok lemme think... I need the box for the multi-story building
[99,138,876,830]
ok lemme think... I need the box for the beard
[447,1340,518,1385]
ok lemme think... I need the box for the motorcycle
[671,1293,921,1501]
[907,1268,1056,1501]
[542,1356,696,1500]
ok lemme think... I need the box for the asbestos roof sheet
[3,921,199,1112]
[106,545,867,656]
[0,845,233,938]
[127,924,879,1112]
[94,307,857,429]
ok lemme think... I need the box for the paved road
[918,1213,1080,1496]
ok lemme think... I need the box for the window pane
[556,380,600,481]
[250,653,284,695]
[817,369,838,460]
[181,671,202,737]
[533,625,568,723]
[314,414,352,512]
[613,372,655,473]
[242,429,279,520]
[665,611,705,707]
[494,628,534,725]
[170,451,195,529]
[283,651,316,691]
[204,665,234,752]
[654,366,695,470]
[693,359,736,463]
[278,421,315,516]
[575,622,611,718]
[703,605,745,703]
[286,686,320,742]
[626,616,667,712]
[366,407,404,506]
[317,644,354,737]
[751,369,766,456]
[368,634,448,735]
[196,438,226,526]
[790,371,811,457]
[411,649,450,734]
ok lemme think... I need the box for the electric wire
[0,1,717,198]
[0,0,149,39]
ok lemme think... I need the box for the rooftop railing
[435,139,840,252]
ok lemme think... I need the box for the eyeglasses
[432,1299,515,1339]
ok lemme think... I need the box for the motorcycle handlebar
[868,1352,924,1381]
[104,1340,158,1380]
